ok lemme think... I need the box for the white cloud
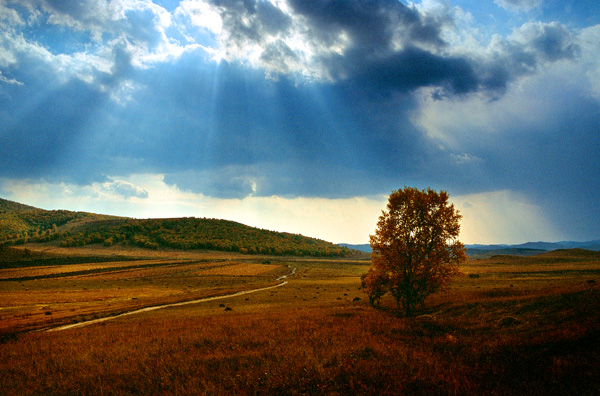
[176,0,223,34]
[0,1,25,29]
[494,0,542,13]
[580,25,600,99]
[102,180,149,199]
[413,21,596,149]
[0,0,188,94]
[175,0,323,79]
[0,28,114,86]
[0,70,22,85]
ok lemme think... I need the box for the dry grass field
[0,246,290,335]
[1,245,599,395]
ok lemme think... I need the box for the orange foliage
[365,187,466,316]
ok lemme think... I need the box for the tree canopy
[363,187,466,316]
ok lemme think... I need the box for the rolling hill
[0,198,119,242]
[0,198,352,257]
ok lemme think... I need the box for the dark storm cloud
[288,0,446,50]
[345,47,479,96]
[205,0,579,101]
[205,0,463,89]
[210,0,292,39]
[281,0,453,86]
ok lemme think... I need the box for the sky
[1,0,599,245]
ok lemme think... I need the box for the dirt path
[46,267,296,332]
[47,281,288,332]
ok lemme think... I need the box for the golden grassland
[1,246,599,395]
[196,262,283,276]
[0,246,290,335]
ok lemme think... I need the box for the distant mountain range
[339,240,600,257]
[465,240,600,252]
[339,244,372,253]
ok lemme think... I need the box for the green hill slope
[0,198,121,244]
[60,217,350,256]
[0,198,352,257]
[0,198,38,213]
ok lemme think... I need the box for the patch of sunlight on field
[196,262,282,276]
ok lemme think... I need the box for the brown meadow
[1,246,599,395]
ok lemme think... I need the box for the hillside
[0,198,38,213]
[58,217,351,256]
[0,198,352,257]
[0,198,119,243]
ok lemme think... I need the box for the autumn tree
[363,187,466,316]
[361,267,388,307]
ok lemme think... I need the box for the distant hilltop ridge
[339,240,600,255]
[0,197,354,257]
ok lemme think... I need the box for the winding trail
[47,267,296,332]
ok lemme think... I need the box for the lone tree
[363,187,466,316]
